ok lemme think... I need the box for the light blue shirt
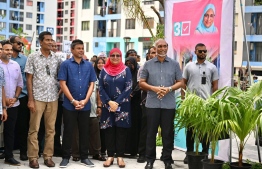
[11,53,28,98]
[0,66,5,114]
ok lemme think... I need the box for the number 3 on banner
[174,22,181,36]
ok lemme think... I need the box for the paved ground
[0,135,261,169]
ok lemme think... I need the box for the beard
[13,48,21,53]
[197,55,206,60]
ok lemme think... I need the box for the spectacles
[198,50,207,53]
[14,41,24,46]
[204,14,215,18]
[110,54,121,58]
[46,65,50,75]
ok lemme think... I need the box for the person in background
[182,43,219,164]
[137,46,156,163]
[10,36,30,161]
[124,56,142,157]
[137,55,141,63]
[125,49,137,59]
[58,39,97,168]
[25,31,62,168]
[0,42,7,138]
[97,52,107,62]
[99,48,132,168]
[94,58,107,158]
[0,40,23,166]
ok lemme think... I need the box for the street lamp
[123,37,131,53]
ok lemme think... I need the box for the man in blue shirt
[58,39,97,168]
[10,36,30,161]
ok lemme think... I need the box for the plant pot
[229,162,252,169]
[202,159,224,169]
[187,152,207,169]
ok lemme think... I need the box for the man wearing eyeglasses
[9,36,30,161]
[25,31,62,168]
[0,40,23,166]
[182,43,218,164]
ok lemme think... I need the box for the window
[235,13,238,26]
[82,21,90,31]
[65,19,68,23]
[0,0,7,2]
[125,19,135,29]
[64,27,68,31]
[26,24,32,30]
[143,18,154,29]
[65,2,68,6]
[82,0,90,9]
[0,22,6,29]
[64,36,67,40]
[234,41,237,55]
[144,0,154,5]
[26,12,32,18]
[65,10,68,14]
[86,42,89,52]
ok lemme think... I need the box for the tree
[117,0,165,42]
[12,27,28,38]
[254,0,262,5]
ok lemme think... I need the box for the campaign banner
[165,0,234,161]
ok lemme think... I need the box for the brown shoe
[29,159,39,168]
[44,158,55,167]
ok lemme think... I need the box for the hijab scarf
[125,56,138,90]
[103,48,126,76]
[196,4,217,34]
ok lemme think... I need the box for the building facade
[0,0,57,52]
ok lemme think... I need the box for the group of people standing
[0,30,218,169]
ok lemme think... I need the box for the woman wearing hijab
[195,4,218,34]
[99,48,132,168]
[124,57,142,157]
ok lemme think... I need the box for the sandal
[103,157,114,167]
[93,154,106,161]
[72,157,80,161]
[117,157,125,168]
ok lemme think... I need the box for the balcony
[56,37,63,43]
[57,28,63,35]
[70,10,75,17]
[71,1,75,9]
[57,20,63,26]
[93,20,106,37]
[58,2,63,9]
[57,11,63,18]
[10,0,19,8]
[10,11,19,21]
[70,28,74,35]
[37,2,45,12]
[70,36,75,41]
[36,14,44,24]
[70,19,74,26]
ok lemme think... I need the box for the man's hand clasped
[154,86,170,100]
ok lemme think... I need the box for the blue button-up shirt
[58,57,97,111]
[11,53,28,98]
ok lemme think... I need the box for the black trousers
[14,96,30,154]
[4,107,18,159]
[146,108,175,163]
[186,127,210,154]
[54,101,63,154]
[138,104,147,156]
[62,108,90,159]
[104,126,127,157]
[100,128,106,154]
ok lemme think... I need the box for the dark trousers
[54,101,63,154]
[62,108,90,159]
[4,107,18,159]
[138,104,147,156]
[146,108,175,163]
[104,126,127,157]
[186,127,210,154]
[100,129,106,154]
[14,96,30,154]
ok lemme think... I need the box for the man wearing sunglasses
[182,43,218,164]
[0,40,23,166]
[9,36,30,161]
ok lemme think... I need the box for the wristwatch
[70,99,75,104]
[15,96,19,100]
[168,87,172,92]
[2,106,7,110]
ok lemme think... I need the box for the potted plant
[177,91,211,169]
[224,81,262,169]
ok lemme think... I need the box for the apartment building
[0,0,57,52]
[235,0,262,76]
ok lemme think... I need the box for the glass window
[86,42,89,52]
[82,21,90,31]
[65,2,68,6]
[65,19,68,23]
[143,18,154,29]
[26,12,32,18]
[125,19,135,29]
[64,27,68,31]
[144,1,154,5]
[82,0,90,9]
[65,10,68,14]
[26,24,32,30]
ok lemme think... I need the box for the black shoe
[81,159,95,167]
[183,155,188,164]
[60,158,69,168]
[20,153,28,161]
[5,157,21,166]
[145,162,154,169]
[0,153,5,159]
[160,155,163,161]
[165,162,173,169]
[137,155,146,163]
